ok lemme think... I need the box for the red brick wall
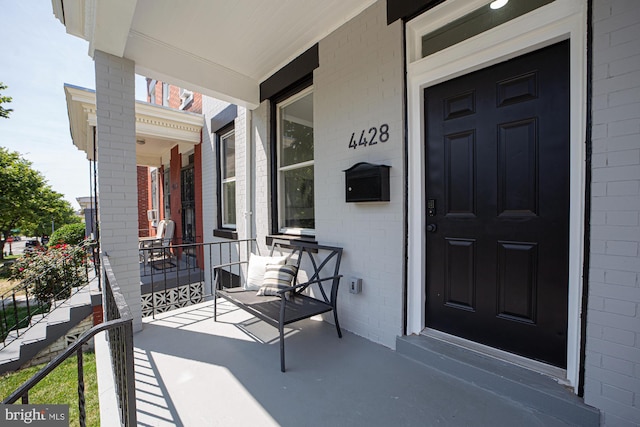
[169,86,180,109]
[189,93,202,113]
[92,304,103,326]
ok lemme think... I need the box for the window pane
[421,0,554,58]
[222,132,235,179]
[280,92,313,167]
[223,181,236,226]
[282,165,314,229]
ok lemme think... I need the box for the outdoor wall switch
[349,277,362,294]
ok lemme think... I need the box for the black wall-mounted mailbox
[344,162,391,202]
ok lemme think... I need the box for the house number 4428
[348,124,389,149]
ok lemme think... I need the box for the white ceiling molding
[64,84,203,166]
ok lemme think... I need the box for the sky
[1,1,146,210]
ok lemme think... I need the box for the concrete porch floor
[106,300,578,427]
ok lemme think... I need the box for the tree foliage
[49,223,86,247]
[0,147,80,259]
[0,82,13,119]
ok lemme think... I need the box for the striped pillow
[257,264,298,300]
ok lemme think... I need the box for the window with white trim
[276,87,314,234]
[217,125,236,229]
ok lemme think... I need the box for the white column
[94,50,142,332]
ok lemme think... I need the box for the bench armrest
[276,274,343,304]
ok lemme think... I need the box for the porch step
[396,334,600,426]
[0,287,95,374]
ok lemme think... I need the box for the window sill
[214,229,238,240]
[266,234,317,247]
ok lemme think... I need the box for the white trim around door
[405,0,587,391]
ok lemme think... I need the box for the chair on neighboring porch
[139,219,175,265]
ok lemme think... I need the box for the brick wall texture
[94,50,142,332]
[314,0,404,348]
[584,1,640,425]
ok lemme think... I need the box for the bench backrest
[268,239,343,303]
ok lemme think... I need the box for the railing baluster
[11,293,19,337]
[21,392,28,404]
[77,348,86,427]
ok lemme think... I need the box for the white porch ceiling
[53,0,377,108]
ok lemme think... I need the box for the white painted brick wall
[252,101,272,255]
[94,51,142,332]
[314,0,404,348]
[201,97,251,289]
[585,1,640,425]
[201,96,231,246]
[250,1,404,348]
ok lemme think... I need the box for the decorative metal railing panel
[138,239,255,318]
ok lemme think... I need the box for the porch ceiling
[64,84,203,167]
[52,0,377,109]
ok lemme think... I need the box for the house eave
[64,84,203,167]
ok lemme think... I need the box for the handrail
[2,317,130,404]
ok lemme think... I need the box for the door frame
[406,0,587,391]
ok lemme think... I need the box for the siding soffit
[53,0,376,109]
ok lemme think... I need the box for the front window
[277,88,314,234]
[219,128,236,229]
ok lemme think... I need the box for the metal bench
[214,239,343,372]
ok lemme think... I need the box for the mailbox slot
[344,162,390,202]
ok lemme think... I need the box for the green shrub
[49,223,86,247]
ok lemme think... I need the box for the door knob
[427,224,437,233]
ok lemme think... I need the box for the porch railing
[3,254,136,427]
[138,239,255,317]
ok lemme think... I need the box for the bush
[48,223,86,247]
[10,244,87,303]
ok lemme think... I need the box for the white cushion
[245,254,289,290]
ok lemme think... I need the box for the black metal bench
[214,240,343,372]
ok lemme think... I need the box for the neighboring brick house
[137,80,204,243]
[56,0,639,424]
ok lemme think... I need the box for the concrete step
[396,334,600,426]
[0,286,95,373]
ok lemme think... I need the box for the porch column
[94,50,142,332]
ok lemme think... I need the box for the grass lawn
[0,351,100,426]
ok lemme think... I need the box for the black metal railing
[102,254,136,427]
[138,239,256,317]
[1,241,95,348]
[2,254,136,427]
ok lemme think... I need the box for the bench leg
[333,309,343,338]
[279,324,285,372]
[214,292,217,321]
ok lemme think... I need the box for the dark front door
[425,41,570,368]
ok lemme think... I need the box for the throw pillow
[257,264,299,300]
[245,253,289,290]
